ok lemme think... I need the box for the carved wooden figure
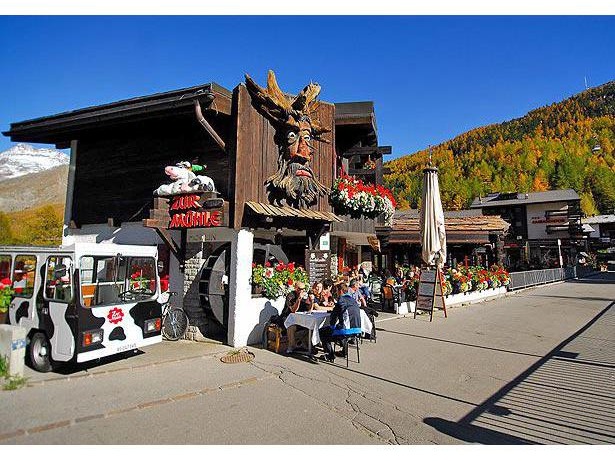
[245,71,331,208]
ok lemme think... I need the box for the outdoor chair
[331,327,362,367]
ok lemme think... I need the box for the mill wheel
[198,242,289,329]
[199,244,231,329]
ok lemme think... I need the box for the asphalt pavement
[1,272,613,444]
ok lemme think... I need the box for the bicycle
[161,292,189,341]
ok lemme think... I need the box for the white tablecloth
[284,310,373,346]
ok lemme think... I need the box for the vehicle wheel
[28,332,53,372]
[162,308,189,341]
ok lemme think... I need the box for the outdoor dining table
[283,310,374,354]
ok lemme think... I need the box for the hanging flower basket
[330,174,396,226]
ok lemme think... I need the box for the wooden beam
[340,145,392,157]
[348,168,377,176]
[154,227,181,259]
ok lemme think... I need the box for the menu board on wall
[305,250,332,287]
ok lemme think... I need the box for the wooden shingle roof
[245,201,344,223]
[390,209,509,244]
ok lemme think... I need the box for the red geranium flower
[1,277,11,285]
[264,261,271,267]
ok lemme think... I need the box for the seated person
[311,280,335,311]
[319,282,362,363]
[348,278,367,308]
[280,281,312,353]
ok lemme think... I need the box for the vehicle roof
[0,243,157,257]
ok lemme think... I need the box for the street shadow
[248,301,280,347]
[424,300,615,444]
[568,272,615,284]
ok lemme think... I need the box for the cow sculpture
[245,71,331,208]
[154,161,216,197]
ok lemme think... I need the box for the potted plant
[0,277,14,324]
[251,261,309,300]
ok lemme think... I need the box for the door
[44,256,76,362]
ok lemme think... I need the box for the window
[80,255,157,307]
[0,255,11,281]
[13,255,37,298]
[45,256,73,302]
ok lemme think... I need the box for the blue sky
[1,16,614,158]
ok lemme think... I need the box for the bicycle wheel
[162,308,189,341]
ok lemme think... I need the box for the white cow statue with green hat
[154,161,216,196]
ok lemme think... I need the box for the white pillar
[227,229,254,346]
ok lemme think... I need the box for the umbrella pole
[438,266,447,319]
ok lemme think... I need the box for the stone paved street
[1,273,613,444]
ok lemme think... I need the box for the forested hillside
[385,81,615,215]
[0,204,64,246]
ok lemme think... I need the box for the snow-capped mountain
[0,143,69,181]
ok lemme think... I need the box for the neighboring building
[470,189,583,270]
[384,209,509,269]
[583,214,615,248]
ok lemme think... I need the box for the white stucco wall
[526,202,570,240]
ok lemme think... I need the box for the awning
[245,201,344,223]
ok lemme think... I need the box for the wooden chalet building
[385,209,510,269]
[3,72,391,346]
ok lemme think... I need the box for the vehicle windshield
[80,255,158,307]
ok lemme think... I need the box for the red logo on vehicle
[107,307,124,324]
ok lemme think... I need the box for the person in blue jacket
[319,282,362,363]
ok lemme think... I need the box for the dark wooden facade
[72,114,231,226]
[3,83,233,228]
[3,80,390,241]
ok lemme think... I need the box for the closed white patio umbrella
[419,165,447,268]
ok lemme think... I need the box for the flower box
[330,174,396,226]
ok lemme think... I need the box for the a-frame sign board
[414,266,448,322]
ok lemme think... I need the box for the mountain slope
[0,164,68,212]
[0,143,69,181]
[385,81,615,215]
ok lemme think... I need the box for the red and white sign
[168,194,224,229]
[107,307,124,324]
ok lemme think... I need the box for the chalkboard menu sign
[305,250,332,287]
[415,267,447,322]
